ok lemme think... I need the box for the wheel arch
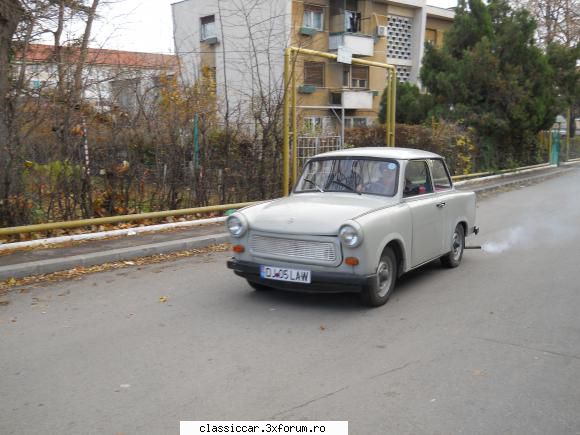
[380,237,407,277]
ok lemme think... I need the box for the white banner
[181,421,348,435]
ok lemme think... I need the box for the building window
[345,11,361,33]
[330,92,342,105]
[344,117,368,128]
[201,15,216,41]
[351,66,368,88]
[425,28,437,46]
[303,5,323,31]
[342,66,368,88]
[110,78,141,109]
[304,61,324,87]
[304,116,322,132]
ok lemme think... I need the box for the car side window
[430,159,452,191]
[403,160,433,198]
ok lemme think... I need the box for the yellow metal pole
[390,69,397,146]
[566,107,571,161]
[290,47,396,71]
[548,129,552,162]
[385,70,391,146]
[291,52,298,186]
[0,202,259,236]
[282,48,290,196]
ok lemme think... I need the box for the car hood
[241,193,398,235]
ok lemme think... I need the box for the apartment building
[172,0,453,134]
[17,44,178,111]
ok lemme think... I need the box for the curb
[0,233,229,281]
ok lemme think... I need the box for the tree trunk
[0,0,22,147]
[0,0,24,225]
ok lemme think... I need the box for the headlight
[226,214,247,238]
[339,223,363,248]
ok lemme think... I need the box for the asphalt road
[1,167,580,435]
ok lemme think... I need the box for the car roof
[313,147,443,160]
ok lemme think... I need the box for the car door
[403,159,445,266]
[429,158,455,254]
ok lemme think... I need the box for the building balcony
[329,89,374,109]
[328,33,374,57]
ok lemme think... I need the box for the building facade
[17,44,179,112]
[172,0,453,135]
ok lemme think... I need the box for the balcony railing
[328,33,374,56]
[330,90,374,109]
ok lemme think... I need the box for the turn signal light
[233,245,245,253]
[345,257,359,266]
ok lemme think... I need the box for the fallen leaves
[158,296,168,303]
[0,243,230,295]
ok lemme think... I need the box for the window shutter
[351,66,368,81]
[304,62,324,87]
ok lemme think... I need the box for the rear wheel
[247,280,271,291]
[441,224,465,268]
[360,247,397,307]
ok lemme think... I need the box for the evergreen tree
[378,82,434,125]
[420,0,556,167]
[547,43,580,136]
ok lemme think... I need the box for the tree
[515,0,580,47]
[421,0,556,168]
[547,42,580,136]
[379,82,434,125]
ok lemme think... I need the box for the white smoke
[481,227,529,254]
[481,218,576,255]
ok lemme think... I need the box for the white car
[226,147,478,306]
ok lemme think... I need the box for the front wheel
[441,224,465,268]
[360,247,397,307]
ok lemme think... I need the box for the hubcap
[376,259,392,298]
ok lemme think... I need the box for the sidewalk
[0,163,577,281]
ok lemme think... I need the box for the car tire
[360,247,397,307]
[441,224,465,268]
[247,280,271,291]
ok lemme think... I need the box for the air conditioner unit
[376,25,387,37]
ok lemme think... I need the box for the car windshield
[295,158,399,197]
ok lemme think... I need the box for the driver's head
[379,162,397,183]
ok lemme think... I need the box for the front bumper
[227,258,374,293]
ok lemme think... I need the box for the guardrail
[0,202,258,237]
[450,162,551,182]
[0,159,572,237]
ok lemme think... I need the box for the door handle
[436,202,446,208]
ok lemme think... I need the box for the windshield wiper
[328,179,361,195]
[303,178,324,192]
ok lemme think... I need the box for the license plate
[260,265,311,284]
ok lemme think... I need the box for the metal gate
[296,135,343,170]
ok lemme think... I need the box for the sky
[92,0,458,54]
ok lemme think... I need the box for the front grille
[250,234,337,263]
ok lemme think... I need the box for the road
[1,167,580,435]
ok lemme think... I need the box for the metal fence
[296,136,343,169]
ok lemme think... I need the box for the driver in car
[364,162,397,195]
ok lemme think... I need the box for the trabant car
[226,147,478,307]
